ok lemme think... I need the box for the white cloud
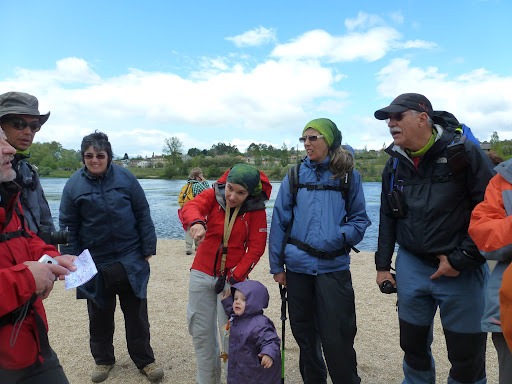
[1,56,346,156]
[272,28,393,62]
[345,11,386,31]
[375,58,512,143]
[389,11,404,25]
[271,27,433,63]
[396,40,438,49]
[14,57,101,86]
[226,26,277,47]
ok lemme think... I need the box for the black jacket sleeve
[375,159,397,271]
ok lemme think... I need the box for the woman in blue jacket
[269,118,370,384]
[59,131,163,383]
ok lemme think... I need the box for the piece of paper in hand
[65,249,98,290]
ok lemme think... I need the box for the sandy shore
[45,239,499,383]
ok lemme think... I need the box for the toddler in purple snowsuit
[221,280,282,384]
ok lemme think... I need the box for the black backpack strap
[0,202,32,242]
[0,230,32,242]
[287,163,300,206]
[1,294,51,359]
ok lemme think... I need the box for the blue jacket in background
[269,155,371,275]
[59,164,156,305]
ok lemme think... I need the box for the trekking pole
[279,284,287,384]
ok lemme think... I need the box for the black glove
[214,273,226,294]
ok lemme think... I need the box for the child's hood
[231,280,269,316]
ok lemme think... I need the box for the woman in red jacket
[182,164,271,384]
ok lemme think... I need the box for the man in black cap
[0,92,56,244]
[374,93,493,384]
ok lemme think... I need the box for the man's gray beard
[0,168,16,183]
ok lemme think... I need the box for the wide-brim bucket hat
[0,91,50,125]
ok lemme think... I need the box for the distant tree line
[490,131,512,160]
[26,137,407,182]
[28,142,82,176]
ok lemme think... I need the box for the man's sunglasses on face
[84,153,107,160]
[4,118,41,133]
[299,134,324,143]
[385,110,413,124]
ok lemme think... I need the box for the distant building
[480,141,491,152]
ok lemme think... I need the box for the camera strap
[220,204,241,274]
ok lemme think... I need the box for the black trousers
[87,266,155,370]
[287,270,360,384]
[0,348,68,384]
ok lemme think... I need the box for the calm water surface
[41,178,382,252]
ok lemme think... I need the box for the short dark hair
[81,131,113,163]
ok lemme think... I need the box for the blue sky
[1,0,511,157]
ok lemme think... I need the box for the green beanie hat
[226,164,262,196]
[302,118,341,149]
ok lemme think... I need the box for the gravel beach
[44,239,499,383]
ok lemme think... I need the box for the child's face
[233,290,246,315]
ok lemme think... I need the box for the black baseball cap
[374,93,433,120]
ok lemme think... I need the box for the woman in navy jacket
[59,131,163,383]
[269,118,370,384]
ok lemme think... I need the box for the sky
[1,0,511,158]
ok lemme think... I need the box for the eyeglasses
[299,135,324,143]
[4,118,41,133]
[84,153,107,160]
[385,111,413,124]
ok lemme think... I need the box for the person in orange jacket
[469,158,512,384]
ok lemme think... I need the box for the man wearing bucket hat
[374,93,493,384]
[0,92,56,244]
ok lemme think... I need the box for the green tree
[490,131,502,156]
[57,149,81,170]
[188,148,202,157]
[205,165,221,179]
[280,143,289,167]
[163,136,184,165]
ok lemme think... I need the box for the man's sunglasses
[84,153,107,160]
[299,134,324,143]
[385,110,413,124]
[4,118,41,133]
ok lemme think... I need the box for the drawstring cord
[10,300,31,347]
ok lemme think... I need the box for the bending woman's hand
[273,272,286,287]
[190,223,206,244]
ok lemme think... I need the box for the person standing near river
[0,91,56,244]
[59,131,164,383]
[269,118,370,384]
[180,167,210,255]
[374,93,493,384]
[182,164,272,384]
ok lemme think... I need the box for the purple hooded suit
[222,280,282,384]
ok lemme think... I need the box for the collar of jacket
[495,158,512,183]
[303,154,331,170]
[14,151,30,161]
[83,163,112,180]
[0,181,21,210]
[386,124,449,163]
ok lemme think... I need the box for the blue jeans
[396,247,488,384]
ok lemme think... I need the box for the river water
[41,178,383,252]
